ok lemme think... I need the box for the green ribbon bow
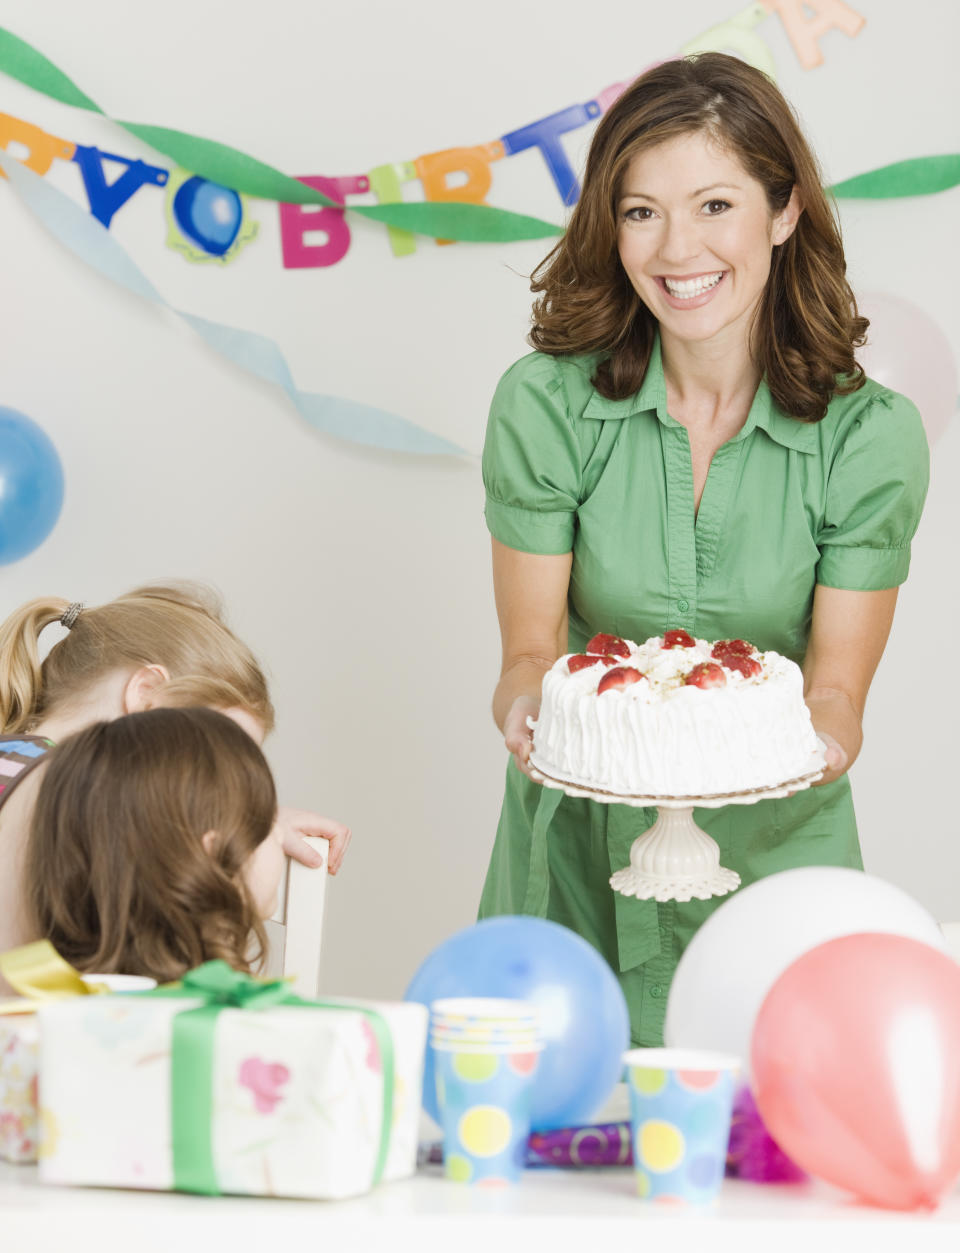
[141,961,395,1196]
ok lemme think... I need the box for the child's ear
[123,664,172,713]
[200,830,219,857]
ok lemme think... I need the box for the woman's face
[616,130,799,350]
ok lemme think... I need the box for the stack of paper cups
[430,997,543,1186]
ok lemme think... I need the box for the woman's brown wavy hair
[530,53,867,421]
[27,706,277,984]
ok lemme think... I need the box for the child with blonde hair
[0,583,349,952]
[27,707,284,982]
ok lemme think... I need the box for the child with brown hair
[0,583,350,952]
[27,707,284,983]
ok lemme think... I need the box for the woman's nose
[658,216,701,267]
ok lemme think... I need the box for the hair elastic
[60,603,84,630]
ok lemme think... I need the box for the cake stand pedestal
[526,751,825,903]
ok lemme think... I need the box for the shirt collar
[581,334,819,453]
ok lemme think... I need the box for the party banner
[0,2,903,271]
[2,7,957,274]
[4,98,955,274]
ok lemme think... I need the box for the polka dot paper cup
[623,1047,739,1206]
[433,1042,544,1186]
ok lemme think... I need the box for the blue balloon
[172,176,243,256]
[0,408,64,564]
[405,916,630,1131]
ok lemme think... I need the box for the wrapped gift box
[37,966,427,1200]
[0,1012,40,1163]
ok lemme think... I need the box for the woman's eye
[625,206,654,221]
[703,199,731,215]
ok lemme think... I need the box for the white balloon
[664,867,947,1068]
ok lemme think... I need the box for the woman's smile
[654,270,728,308]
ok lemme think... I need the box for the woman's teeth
[663,272,723,298]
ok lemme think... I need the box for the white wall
[1,0,957,998]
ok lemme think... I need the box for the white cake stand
[526,748,826,903]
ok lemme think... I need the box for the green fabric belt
[522,785,661,973]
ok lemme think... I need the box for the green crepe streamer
[0,26,562,242]
[829,154,960,199]
[140,962,396,1196]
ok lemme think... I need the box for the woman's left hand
[802,585,900,790]
[812,730,848,787]
[276,805,352,874]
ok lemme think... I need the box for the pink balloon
[858,292,957,444]
[751,933,960,1211]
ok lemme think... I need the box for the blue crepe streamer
[0,151,468,458]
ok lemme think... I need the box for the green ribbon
[0,26,562,242]
[829,154,960,199]
[140,961,395,1196]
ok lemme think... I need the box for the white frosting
[532,635,821,796]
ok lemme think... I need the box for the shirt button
[649,984,664,999]
[677,599,689,613]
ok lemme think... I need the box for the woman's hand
[811,729,848,787]
[504,694,540,775]
[491,539,572,778]
[276,805,352,874]
[802,585,900,789]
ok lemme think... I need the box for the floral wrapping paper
[0,1014,40,1163]
[37,994,427,1199]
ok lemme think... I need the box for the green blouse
[479,336,929,1047]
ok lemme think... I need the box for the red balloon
[751,933,960,1211]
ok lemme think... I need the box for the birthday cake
[529,631,823,798]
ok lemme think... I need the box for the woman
[479,54,928,1046]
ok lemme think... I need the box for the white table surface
[4,1154,960,1253]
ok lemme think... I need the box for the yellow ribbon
[0,940,106,1015]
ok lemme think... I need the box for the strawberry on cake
[529,631,822,798]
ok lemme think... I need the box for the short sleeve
[816,389,930,589]
[482,354,582,555]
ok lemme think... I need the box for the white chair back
[261,836,328,996]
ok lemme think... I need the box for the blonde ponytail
[0,583,274,736]
[0,598,72,734]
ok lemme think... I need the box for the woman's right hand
[491,538,572,779]
[504,694,540,775]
